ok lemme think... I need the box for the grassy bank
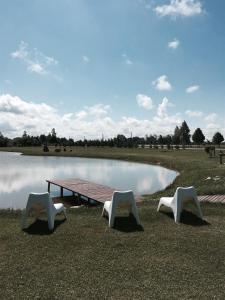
[1,147,225,298]
[1,146,225,196]
[1,203,225,299]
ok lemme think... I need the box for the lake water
[0,152,178,209]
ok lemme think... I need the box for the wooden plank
[46,178,117,204]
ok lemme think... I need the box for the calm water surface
[0,152,178,209]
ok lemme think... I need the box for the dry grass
[1,202,225,299]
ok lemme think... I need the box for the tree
[172,126,181,144]
[158,135,163,145]
[49,128,57,144]
[115,134,127,147]
[0,132,8,147]
[192,128,205,145]
[212,132,224,146]
[179,121,191,145]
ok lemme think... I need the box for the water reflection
[0,152,178,209]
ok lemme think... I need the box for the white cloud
[152,75,172,91]
[84,104,111,118]
[186,85,200,93]
[154,0,203,18]
[136,94,154,110]
[11,41,58,76]
[185,110,203,117]
[0,94,181,139]
[1,94,223,140]
[168,38,180,49]
[204,113,217,123]
[157,97,174,118]
[122,54,133,65]
[75,110,88,120]
[82,55,90,63]
[153,97,181,133]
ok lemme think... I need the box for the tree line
[0,121,224,148]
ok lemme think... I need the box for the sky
[0,0,225,140]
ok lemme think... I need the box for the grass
[1,146,225,299]
[1,202,225,299]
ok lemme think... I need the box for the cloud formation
[0,94,183,139]
[185,110,203,117]
[0,94,223,140]
[136,94,154,110]
[186,85,200,93]
[11,41,58,75]
[168,38,180,49]
[157,97,174,118]
[152,75,172,91]
[155,0,203,18]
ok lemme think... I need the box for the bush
[43,145,49,152]
[204,146,210,154]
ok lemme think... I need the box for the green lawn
[1,203,225,299]
[1,147,225,299]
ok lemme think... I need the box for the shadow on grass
[23,218,66,235]
[104,214,144,232]
[160,210,210,226]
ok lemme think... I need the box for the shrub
[43,145,49,152]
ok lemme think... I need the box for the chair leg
[157,200,162,212]
[109,215,115,228]
[174,209,180,223]
[21,209,28,229]
[47,212,55,230]
[63,208,67,219]
[131,204,141,225]
[195,201,203,219]
[102,207,105,217]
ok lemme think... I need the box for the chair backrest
[172,186,197,208]
[111,190,135,208]
[26,192,54,213]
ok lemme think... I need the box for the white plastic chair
[102,190,141,228]
[22,192,67,230]
[157,186,203,223]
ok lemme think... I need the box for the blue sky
[0,0,225,139]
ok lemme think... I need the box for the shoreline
[0,146,225,210]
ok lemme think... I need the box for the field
[1,147,225,299]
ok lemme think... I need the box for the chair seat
[22,193,67,231]
[54,203,64,211]
[157,186,203,223]
[102,191,140,228]
[160,197,173,206]
[103,201,111,212]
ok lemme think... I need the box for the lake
[0,152,178,209]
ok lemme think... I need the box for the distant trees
[0,121,224,148]
[179,121,191,145]
[0,132,8,147]
[212,132,224,146]
[172,126,181,144]
[172,121,190,146]
[192,128,205,145]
